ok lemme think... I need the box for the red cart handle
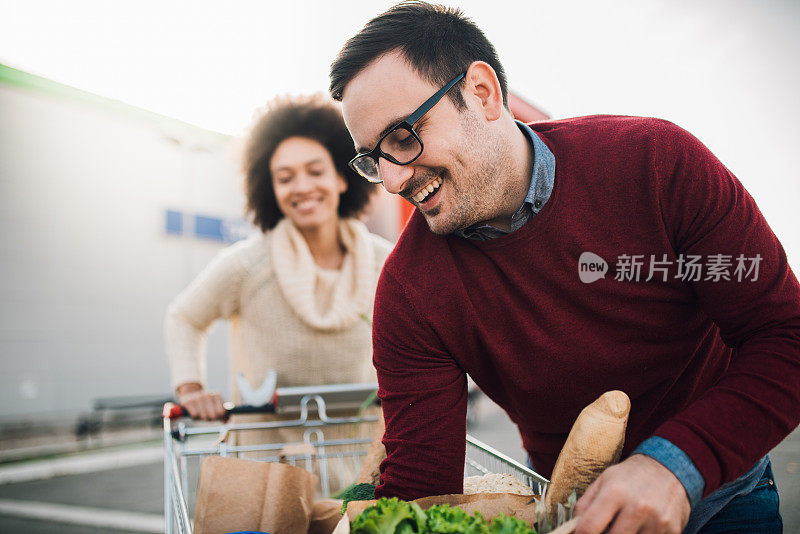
[162,398,277,420]
[162,402,185,420]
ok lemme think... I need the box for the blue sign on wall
[194,215,224,240]
[165,210,183,235]
[164,209,253,243]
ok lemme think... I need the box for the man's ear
[464,61,504,121]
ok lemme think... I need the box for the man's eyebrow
[355,115,406,154]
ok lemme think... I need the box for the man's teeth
[413,177,442,203]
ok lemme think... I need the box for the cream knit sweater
[164,218,393,399]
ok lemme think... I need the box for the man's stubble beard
[423,112,513,236]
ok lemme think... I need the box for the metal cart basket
[163,383,549,534]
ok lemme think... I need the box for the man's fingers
[604,502,651,534]
[575,477,602,516]
[574,481,624,534]
[576,456,688,534]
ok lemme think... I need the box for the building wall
[0,80,242,418]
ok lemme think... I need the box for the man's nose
[379,158,414,195]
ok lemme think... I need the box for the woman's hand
[176,382,226,420]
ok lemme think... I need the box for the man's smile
[412,176,442,203]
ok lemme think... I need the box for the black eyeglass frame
[348,71,467,183]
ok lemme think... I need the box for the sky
[1,0,799,263]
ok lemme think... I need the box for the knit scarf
[270,217,377,332]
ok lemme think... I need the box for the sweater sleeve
[164,242,249,390]
[650,120,800,497]
[372,267,468,500]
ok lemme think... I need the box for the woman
[164,95,392,473]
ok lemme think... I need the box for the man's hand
[573,454,691,534]
[176,382,226,420]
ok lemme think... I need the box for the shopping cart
[162,383,550,534]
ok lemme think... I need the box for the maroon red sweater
[372,115,800,501]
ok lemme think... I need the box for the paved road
[0,397,797,532]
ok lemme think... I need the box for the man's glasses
[349,71,466,183]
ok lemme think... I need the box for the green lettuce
[487,514,536,534]
[425,504,489,533]
[350,497,428,534]
[349,498,536,534]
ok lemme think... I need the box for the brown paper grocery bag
[193,456,317,534]
[308,499,344,534]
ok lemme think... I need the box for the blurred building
[0,64,548,423]
[0,64,250,420]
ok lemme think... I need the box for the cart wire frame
[163,394,549,534]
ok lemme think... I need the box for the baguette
[544,390,630,520]
[357,411,386,485]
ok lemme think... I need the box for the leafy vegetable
[339,482,377,513]
[425,504,489,533]
[333,481,355,500]
[350,497,427,534]
[488,515,536,534]
[349,499,537,534]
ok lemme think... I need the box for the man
[329,2,800,532]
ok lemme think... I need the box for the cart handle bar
[163,382,380,420]
[163,396,277,420]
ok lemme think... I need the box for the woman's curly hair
[242,94,376,231]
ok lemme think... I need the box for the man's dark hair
[329,1,507,109]
[242,94,376,231]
